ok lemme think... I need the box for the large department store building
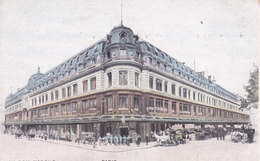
[4,25,249,139]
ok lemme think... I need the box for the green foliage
[243,64,259,109]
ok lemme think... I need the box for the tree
[241,64,259,109]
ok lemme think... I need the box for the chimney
[208,75,212,81]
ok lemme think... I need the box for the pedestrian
[145,135,149,146]
[123,135,126,145]
[119,135,122,146]
[136,134,141,147]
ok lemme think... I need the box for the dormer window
[119,49,126,57]
[120,32,127,43]
[107,52,111,59]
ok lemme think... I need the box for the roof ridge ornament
[37,65,40,73]
[120,3,123,26]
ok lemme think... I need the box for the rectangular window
[172,102,176,114]
[164,81,168,93]
[62,88,66,98]
[193,106,197,115]
[155,99,163,113]
[89,98,97,109]
[67,86,71,97]
[73,84,78,95]
[32,99,34,106]
[106,96,113,110]
[171,84,175,95]
[61,104,66,116]
[55,90,59,100]
[119,49,126,57]
[72,102,78,114]
[149,97,154,108]
[179,103,183,114]
[164,100,168,113]
[156,79,162,91]
[66,103,71,115]
[107,52,111,59]
[49,106,53,117]
[188,90,190,99]
[179,87,182,97]
[119,95,128,109]
[183,88,187,98]
[82,100,88,114]
[193,92,196,100]
[149,57,152,64]
[135,72,139,87]
[208,108,211,117]
[90,77,96,90]
[119,70,128,85]
[46,94,48,102]
[39,97,41,104]
[149,76,153,89]
[51,92,54,101]
[42,95,44,103]
[83,80,88,93]
[107,72,112,87]
[54,105,59,117]
[134,96,140,109]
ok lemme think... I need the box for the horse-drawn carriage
[75,132,95,144]
[152,129,187,147]
[231,131,247,143]
[15,132,23,139]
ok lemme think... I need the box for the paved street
[0,134,259,161]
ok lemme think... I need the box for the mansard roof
[6,25,238,107]
[139,41,237,101]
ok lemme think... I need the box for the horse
[152,132,170,146]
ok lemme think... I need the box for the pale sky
[0,0,259,108]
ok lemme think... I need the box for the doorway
[120,127,129,137]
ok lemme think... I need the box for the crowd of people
[3,124,255,147]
